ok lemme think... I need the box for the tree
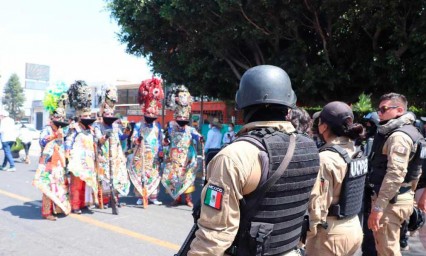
[107,0,426,105]
[2,73,25,119]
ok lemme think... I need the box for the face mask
[52,120,69,128]
[176,120,189,127]
[80,118,96,127]
[103,117,118,126]
[145,117,157,124]
[228,127,233,132]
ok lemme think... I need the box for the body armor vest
[369,124,425,192]
[227,128,320,256]
[320,145,367,219]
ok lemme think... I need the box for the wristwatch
[372,205,383,212]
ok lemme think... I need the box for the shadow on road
[2,201,43,220]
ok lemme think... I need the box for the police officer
[361,111,380,256]
[306,101,365,256]
[188,65,320,256]
[367,93,423,255]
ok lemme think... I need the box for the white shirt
[204,126,222,152]
[0,117,17,142]
[19,127,33,143]
[222,130,236,144]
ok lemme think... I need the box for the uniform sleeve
[188,154,243,255]
[375,132,413,210]
[308,153,335,235]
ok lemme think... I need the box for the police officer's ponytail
[338,121,364,140]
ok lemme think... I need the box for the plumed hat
[43,81,68,121]
[68,80,92,116]
[138,77,164,118]
[166,84,192,120]
[98,85,118,116]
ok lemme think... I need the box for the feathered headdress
[138,77,164,118]
[166,84,192,120]
[98,85,118,116]
[43,81,68,120]
[68,80,92,116]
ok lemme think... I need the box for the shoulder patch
[393,156,405,163]
[204,184,224,210]
[394,146,408,155]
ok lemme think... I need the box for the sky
[0,0,152,87]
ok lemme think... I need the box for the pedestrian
[18,124,32,164]
[161,84,203,208]
[222,123,236,145]
[306,101,366,256]
[128,77,164,206]
[33,83,71,221]
[94,85,130,209]
[65,80,99,214]
[188,65,320,255]
[367,93,424,255]
[0,110,17,171]
[204,117,222,153]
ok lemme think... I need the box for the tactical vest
[369,125,425,193]
[320,145,367,219]
[226,128,320,256]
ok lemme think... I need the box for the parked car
[15,123,41,140]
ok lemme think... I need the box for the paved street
[0,139,425,256]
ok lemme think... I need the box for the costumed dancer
[129,77,164,206]
[33,82,71,221]
[161,85,202,207]
[65,80,98,214]
[94,85,130,208]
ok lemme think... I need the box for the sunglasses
[377,105,398,114]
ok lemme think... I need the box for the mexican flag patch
[204,184,224,210]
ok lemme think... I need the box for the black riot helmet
[235,65,297,110]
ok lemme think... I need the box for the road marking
[0,189,180,251]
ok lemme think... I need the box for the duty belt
[369,184,413,204]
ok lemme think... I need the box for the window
[128,89,138,104]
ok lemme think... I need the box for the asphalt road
[0,141,199,256]
[0,140,425,256]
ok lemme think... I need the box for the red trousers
[70,173,86,210]
[41,194,53,217]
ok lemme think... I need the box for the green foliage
[408,106,426,118]
[2,74,25,119]
[107,0,426,105]
[352,93,374,114]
